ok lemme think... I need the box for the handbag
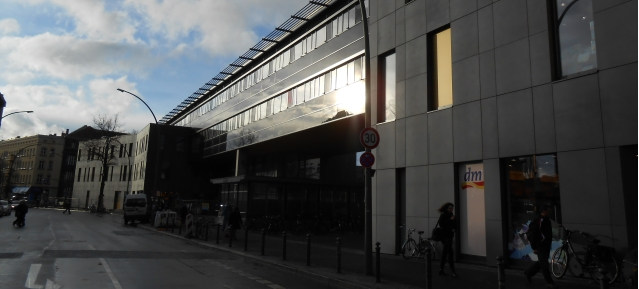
[431,220,443,241]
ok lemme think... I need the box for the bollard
[375,242,381,283]
[282,231,287,260]
[261,229,266,256]
[244,226,249,251]
[216,224,221,245]
[598,267,609,289]
[497,256,505,289]
[426,246,432,289]
[306,234,311,266]
[337,237,342,273]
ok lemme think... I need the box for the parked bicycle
[401,228,438,260]
[550,227,619,284]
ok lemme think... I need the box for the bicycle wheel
[401,239,417,259]
[590,254,619,284]
[551,247,569,278]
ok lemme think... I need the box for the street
[0,208,337,289]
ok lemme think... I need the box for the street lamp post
[116,89,158,124]
[358,0,373,275]
[0,110,34,128]
[116,88,161,201]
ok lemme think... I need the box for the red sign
[360,127,380,149]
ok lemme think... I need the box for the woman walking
[438,202,457,277]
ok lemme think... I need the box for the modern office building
[0,134,66,205]
[160,0,637,266]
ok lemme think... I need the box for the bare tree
[82,114,124,212]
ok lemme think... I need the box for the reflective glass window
[554,0,597,76]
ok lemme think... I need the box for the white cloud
[0,33,155,83]
[0,19,20,35]
[123,0,307,57]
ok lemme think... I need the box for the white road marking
[100,258,124,289]
[25,264,43,289]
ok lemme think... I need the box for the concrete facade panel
[558,149,611,226]
[495,39,532,95]
[451,12,479,62]
[451,0,477,20]
[378,13,397,54]
[529,31,552,86]
[395,118,406,167]
[599,64,638,146]
[453,102,483,162]
[595,1,638,70]
[478,6,494,53]
[406,165,429,217]
[425,0,450,32]
[406,114,429,166]
[497,89,535,157]
[532,84,557,154]
[404,0,427,41]
[427,109,454,164]
[405,35,428,79]
[481,97,499,159]
[405,74,429,117]
[453,56,481,105]
[375,122,397,169]
[493,0,528,47]
[553,74,605,151]
[479,50,497,98]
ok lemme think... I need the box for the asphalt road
[0,208,337,289]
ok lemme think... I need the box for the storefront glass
[504,154,561,261]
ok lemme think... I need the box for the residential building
[160,0,637,267]
[0,134,65,205]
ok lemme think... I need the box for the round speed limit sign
[360,127,380,149]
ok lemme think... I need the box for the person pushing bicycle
[524,205,556,288]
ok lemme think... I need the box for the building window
[552,0,597,77]
[378,52,396,123]
[504,154,561,262]
[428,27,453,111]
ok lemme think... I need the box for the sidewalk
[142,223,603,289]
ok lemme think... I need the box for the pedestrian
[13,200,28,228]
[524,205,556,288]
[228,207,242,241]
[62,198,71,214]
[438,202,457,277]
[222,204,231,231]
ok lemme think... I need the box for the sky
[0,0,307,140]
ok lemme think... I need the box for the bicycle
[550,227,619,284]
[401,228,438,260]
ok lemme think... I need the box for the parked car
[0,200,11,216]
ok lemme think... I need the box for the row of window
[76,163,141,183]
[10,174,51,185]
[177,4,364,127]
[201,56,365,142]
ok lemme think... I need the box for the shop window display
[505,154,562,261]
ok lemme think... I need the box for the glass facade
[201,56,366,157]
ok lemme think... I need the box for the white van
[123,194,149,225]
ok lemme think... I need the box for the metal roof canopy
[160,0,336,124]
